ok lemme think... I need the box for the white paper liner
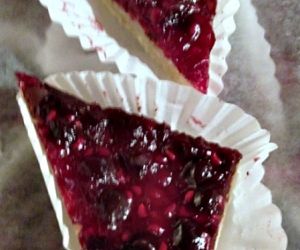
[17,71,287,250]
[38,0,239,96]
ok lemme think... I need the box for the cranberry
[173,219,211,250]
[194,162,214,185]
[123,153,152,179]
[130,153,151,169]
[78,157,118,184]
[96,188,131,229]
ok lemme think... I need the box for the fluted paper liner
[17,71,287,250]
[38,0,239,96]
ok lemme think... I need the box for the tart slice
[17,73,242,250]
[99,0,217,93]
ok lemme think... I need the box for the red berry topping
[18,74,242,250]
[112,0,217,93]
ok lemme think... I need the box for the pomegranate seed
[74,120,83,130]
[46,110,57,121]
[183,190,195,204]
[150,188,163,200]
[132,185,142,196]
[116,169,126,184]
[157,169,172,186]
[154,154,168,164]
[159,241,168,250]
[67,114,76,123]
[165,149,176,161]
[138,203,148,218]
[147,224,165,236]
[211,152,222,166]
[72,137,86,151]
[211,214,221,227]
[164,203,176,218]
[59,149,66,158]
[194,214,208,224]
[126,191,133,200]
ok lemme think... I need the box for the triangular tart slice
[100,0,217,93]
[17,73,241,250]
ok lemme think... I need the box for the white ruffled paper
[38,0,239,96]
[17,71,287,250]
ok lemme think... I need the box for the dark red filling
[111,0,216,93]
[18,73,241,250]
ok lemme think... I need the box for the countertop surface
[0,0,299,249]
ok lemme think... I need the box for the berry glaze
[112,0,217,93]
[18,73,241,250]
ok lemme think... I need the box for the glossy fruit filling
[18,73,242,250]
[111,0,217,93]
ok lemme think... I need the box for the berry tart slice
[17,73,242,250]
[99,0,219,93]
